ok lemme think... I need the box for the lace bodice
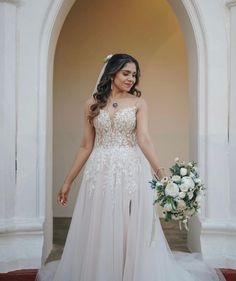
[93,106,138,148]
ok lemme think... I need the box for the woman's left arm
[136,97,167,180]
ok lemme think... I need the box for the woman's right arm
[57,98,95,206]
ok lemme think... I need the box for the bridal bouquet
[149,157,205,231]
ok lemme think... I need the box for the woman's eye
[122,72,136,78]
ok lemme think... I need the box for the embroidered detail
[93,106,137,148]
[84,147,141,200]
[83,105,141,203]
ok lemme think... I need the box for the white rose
[163,203,172,212]
[177,200,186,210]
[172,175,181,183]
[180,168,188,176]
[180,161,185,165]
[188,191,194,200]
[179,191,186,198]
[161,176,169,184]
[182,176,195,190]
[180,183,189,192]
[165,182,180,197]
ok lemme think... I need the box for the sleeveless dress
[36,105,226,281]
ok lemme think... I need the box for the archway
[39,0,203,263]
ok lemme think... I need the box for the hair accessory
[104,54,113,63]
[92,54,113,96]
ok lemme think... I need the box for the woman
[36,54,226,281]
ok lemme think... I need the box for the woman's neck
[109,89,128,99]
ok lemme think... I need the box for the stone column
[0,0,45,273]
[227,0,236,218]
[169,0,236,269]
[224,0,236,266]
[0,0,75,272]
[192,0,236,269]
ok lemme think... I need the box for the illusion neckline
[100,105,137,120]
[99,105,137,131]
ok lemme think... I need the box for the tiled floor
[46,217,189,263]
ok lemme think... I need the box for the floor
[0,218,235,281]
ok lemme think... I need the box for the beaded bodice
[93,106,138,148]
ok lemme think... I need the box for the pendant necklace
[112,102,118,108]
[110,94,123,108]
[110,97,119,108]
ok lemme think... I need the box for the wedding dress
[36,102,226,281]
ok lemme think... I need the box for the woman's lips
[124,83,133,87]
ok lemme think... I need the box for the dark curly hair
[88,54,141,124]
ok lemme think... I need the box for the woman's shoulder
[131,95,147,109]
[127,93,145,103]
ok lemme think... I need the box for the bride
[36,53,226,281]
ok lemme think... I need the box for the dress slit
[129,200,132,216]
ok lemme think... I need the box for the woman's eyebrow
[122,70,137,74]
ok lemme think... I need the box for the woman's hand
[155,168,168,181]
[57,183,71,206]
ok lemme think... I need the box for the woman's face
[112,62,137,93]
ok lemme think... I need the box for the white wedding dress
[36,104,226,281]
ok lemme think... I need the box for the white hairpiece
[104,54,113,63]
[92,54,113,96]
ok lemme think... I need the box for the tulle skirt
[36,145,226,281]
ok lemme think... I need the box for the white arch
[38,0,204,262]
[38,0,77,262]
[37,0,232,267]
[167,0,208,252]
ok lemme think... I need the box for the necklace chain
[109,96,122,108]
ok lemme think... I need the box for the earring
[110,78,113,90]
